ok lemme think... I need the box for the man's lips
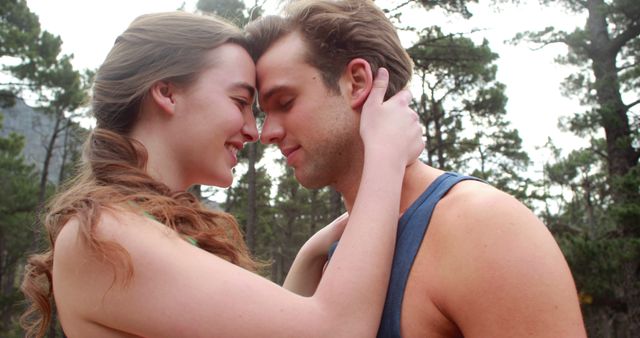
[281,145,301,158]
[281,145,302,166]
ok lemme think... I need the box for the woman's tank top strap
[377,172,481,338]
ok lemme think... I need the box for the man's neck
[341,161,443,216]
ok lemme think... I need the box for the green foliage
[541,142,614,236]
[1,0,88,220]
[539,139,639,335]
[610,165,640,237]
[197,0,263,27]
[559,235,640,305]
[410,0,479,18]
[2,0,87,112]
[267,166,338,283]
[0,0,41,58]
[0,114,39,332]
[224,165,275,256]
[510,0,639,331]
[0,1,90,335]
[409,26,531,199]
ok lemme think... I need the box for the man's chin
[294,170,328,190]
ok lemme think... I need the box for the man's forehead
[256,32,307,77]
[256,34,307,98]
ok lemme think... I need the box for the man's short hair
[246,0,413,99]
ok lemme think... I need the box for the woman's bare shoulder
[55,206,178,254]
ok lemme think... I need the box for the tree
[266,166,337,283]
[1,0,88,245]
[513,0,639,232]
[0,114,39,334]
[196,0,263,25]
[511,0,640,334]
[386,0,479,19]
[223,163,275,264]
[408,26,532,200]
[0,0,41,107]
[2,1,89,336]
[539,139,638,336]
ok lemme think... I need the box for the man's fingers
[365,67,389,107]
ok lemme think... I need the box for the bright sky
[25,0,590,183]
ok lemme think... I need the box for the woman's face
[171,44,258,188]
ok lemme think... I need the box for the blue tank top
[328,172,480,337]
[377,172,480,337]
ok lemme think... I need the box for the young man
[247,0,587,336]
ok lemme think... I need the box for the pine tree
[511,0,640,334]
[0,113,39,334]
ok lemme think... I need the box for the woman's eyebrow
[230,82,256,101]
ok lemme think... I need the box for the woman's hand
[360,68,424,167]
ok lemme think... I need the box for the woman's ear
[342,58,373,110]
[149,81,177,116]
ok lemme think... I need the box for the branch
[617,61,639,72]
[387,0,411,13]
[429,77,445,92]
[0,82,38,88]
[412,28,489,48]
[442,85,461,100]
[511,27,590,53]
[610,21,640,54]
[625,98,640,110]
[529,39,567,51]
[592,144,608,160]
[5,205,37,214]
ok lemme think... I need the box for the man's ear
[149,81,177,116]
[342,58,373,110]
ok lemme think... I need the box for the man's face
[256,32,362,189]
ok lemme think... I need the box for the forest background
[0,0,638,337]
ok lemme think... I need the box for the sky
[24,0,591,189]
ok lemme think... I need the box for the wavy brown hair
[21,11,257,337]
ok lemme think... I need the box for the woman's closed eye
[233,97,251,110]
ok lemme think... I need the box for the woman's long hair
[21,12,257,337]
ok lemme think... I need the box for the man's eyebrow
[231,82,256,101]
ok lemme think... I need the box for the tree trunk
[0,232,7,331]
[586,0,638,233]
[432,100,445,169]
[246,143,257,253]
[57,119,71,184]
[309,189,319,236]
[329,188,342,219]
[1,264,16,331]
[34,112,63,252]
[418,74,434,166]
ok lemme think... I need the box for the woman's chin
[216,174,234,188]
[193,173,233,189]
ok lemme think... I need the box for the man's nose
[259,115,284,145]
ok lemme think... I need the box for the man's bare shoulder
[418,180,586,337]
[427,179,545,244]
[429,178,565,282]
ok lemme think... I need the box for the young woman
[21,11,423,337]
